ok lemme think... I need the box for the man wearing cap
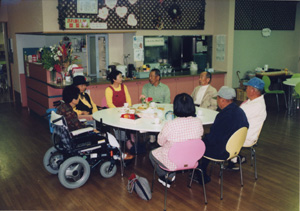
[72,75,98,116]
[194,86,249,184]
[191,71,218,110]
[228,77,267,170]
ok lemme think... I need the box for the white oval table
[93,104,218,133]
[283,78,300,115]
[93,104,218,176]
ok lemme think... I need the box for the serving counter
[25,63,226,116]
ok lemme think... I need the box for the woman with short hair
[105,70,132,108]
[149,93,204,187]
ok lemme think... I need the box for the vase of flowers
[40,40,78,83]
[139,95,153,107]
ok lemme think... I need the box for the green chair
[292,82,300,111]
[291,73,300,78]
[262,75,287,111]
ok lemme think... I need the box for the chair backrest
[168,139,206,170]
[50,111,64,126]
[226,127,248,160]
[295,82,300,95]
[50,111,73,150]
[262,75,271,92]
[291,73,300,78]
[243,124,263,147]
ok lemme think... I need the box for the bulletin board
[57,0,206,30]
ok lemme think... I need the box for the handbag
[127,173,152,201]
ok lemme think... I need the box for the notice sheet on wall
[216,35,226,61]
[133,36,144,61]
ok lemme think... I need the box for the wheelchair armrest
[71,127,94,136]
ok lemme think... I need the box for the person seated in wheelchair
[54,85,133,160]
[72,75,99,120]
[56,85,95,132]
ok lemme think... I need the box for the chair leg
[188,168,207,204]
[252,147,257,180]
[198,169,208,204]
[250,147,253,166]
[238,155,244,187]
[152,163,156,192]
[164,173,169,211]
[276,94,280,111]
[220,162,224,200]
[188,169,196,188]
[284,93,287,109]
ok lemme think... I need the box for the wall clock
[262,28,271,37]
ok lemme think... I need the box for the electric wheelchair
[43,111,122,189]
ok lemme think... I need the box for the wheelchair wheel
[58,156,90,189]
[43,146,64,174]
[100,161,117,178]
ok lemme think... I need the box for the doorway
[87,34,109,79]
[0,22,12,103]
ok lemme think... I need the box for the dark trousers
[149,150,175,179]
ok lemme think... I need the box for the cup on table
[154,117,160,125]
[124,103,129,108]
[197,110,203,117]
[150,102,156,108]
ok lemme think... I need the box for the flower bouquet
[39,40,78,82]
[140,95,153,104]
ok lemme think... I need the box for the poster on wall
[133,36,143,49]
[133,36,144,62]
[134,49,144,62]
[216,35,226,62]
[77,0,98,14]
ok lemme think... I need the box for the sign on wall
[144,37,165,47]
[65,18,90,29]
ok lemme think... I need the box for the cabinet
[87,84,107,106]
[161,76,195,102]
[26,63,63,116]
[125,80,148,104]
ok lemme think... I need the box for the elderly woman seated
[72,75,99,121]
[149,93,204,188]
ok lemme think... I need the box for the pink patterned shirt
[152,117,204,171]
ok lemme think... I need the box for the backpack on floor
[127,173,152,201]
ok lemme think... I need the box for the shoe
[121,152,134,160]
[158,175,176,188]
[238,155,246,164]
[227,155,246,171]
[189,173,211,185]
[227,161,240,171]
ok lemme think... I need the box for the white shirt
[194,85,209,105]
[240,95,267,146]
